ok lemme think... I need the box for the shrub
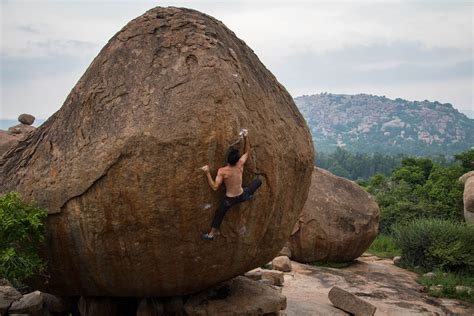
[0,192,48,282]
[418,270,474,303]
[393,218,474,274]
[367,234,401,258]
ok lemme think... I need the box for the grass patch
[417,270,474,303]
[367,234,401,258]
[310,261,353,268]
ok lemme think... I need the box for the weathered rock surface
[184,276,286,315]
[460,171,474,224]
[8,123,35,135]
[0,122,36,157]
[289,167,379,262]
[272,256,292,272]
[0,286,22,314]
[283,257,474,316]
[0,130,19,156]
[328,286,376,316]
[18,113,35,125]
[0,7,313,296]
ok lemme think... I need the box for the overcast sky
[1,0,473,119]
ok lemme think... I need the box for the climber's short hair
[227,148,241,166]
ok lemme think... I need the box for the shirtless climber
[200,129,262,240]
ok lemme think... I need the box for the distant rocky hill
[295,93,474,156]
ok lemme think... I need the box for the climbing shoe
[201,233,214,241]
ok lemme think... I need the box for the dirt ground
[281,255,474,315]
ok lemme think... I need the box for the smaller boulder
[423,272,436,279]
[272,256,292,272]
[289,168,380,263]
[18,113,35,125]
[9,290,43,314]
[0,286,22,314]
[328,286,376,316]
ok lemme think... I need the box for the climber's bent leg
[243,178,262,200]
[210,197,236,230]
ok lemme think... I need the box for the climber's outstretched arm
[200,166,223,191]
[238,134,250,166]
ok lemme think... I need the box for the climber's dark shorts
[211,178,262,229]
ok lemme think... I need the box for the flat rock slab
[328,286,376,316]
[282,256,474,316]
[184,276,286,315]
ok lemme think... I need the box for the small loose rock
[455,285,472,294]
[272,256,292,272]
[392,256,402,265]
[18,113,35,125]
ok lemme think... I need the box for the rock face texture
[460,171,474,224]
[0,7,313,296]
[289,168,379,262]
[0,115,36,157]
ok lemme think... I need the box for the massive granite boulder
[460,171,474,224]
[289,168,379,262]
[0,7,314,296]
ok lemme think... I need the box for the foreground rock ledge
[0,6,313,296]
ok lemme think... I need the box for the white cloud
[0,0,473,119]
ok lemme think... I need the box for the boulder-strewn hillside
[295,93,474,156]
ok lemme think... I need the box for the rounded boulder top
[0,7,314,296]
[18,113,35,125]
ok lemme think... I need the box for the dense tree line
[363,149,473,234]
[316,147,456,181]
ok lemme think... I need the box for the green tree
[392,158,433,186]
[0,192,48,282]
[366,150,470,233]
[454,149,474,172]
